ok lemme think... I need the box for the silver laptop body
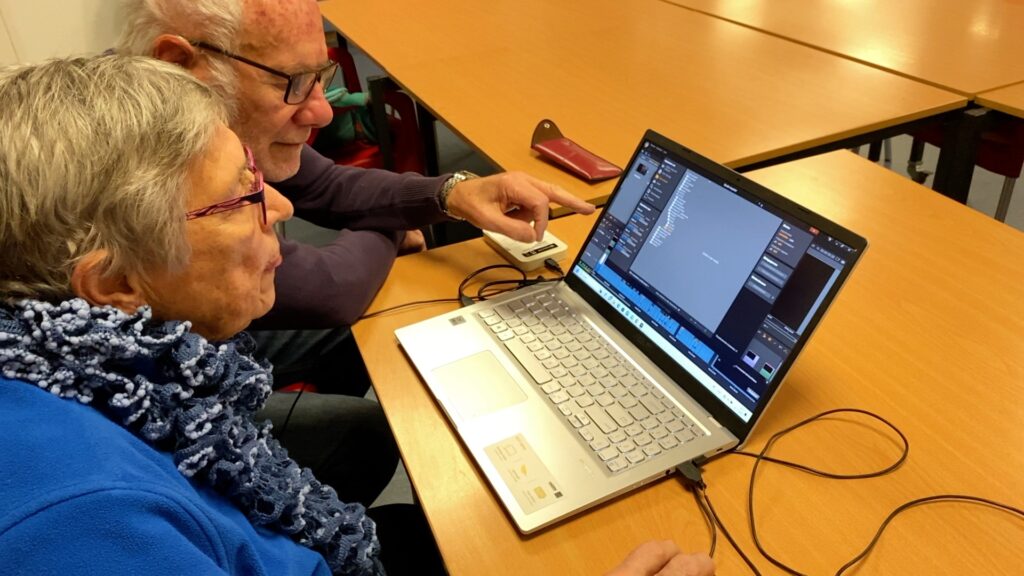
[396,130,867,533]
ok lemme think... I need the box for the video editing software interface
[572,140,857,422]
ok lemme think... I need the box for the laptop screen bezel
[562,129,867,442]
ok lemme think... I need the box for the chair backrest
[309,44,427,175]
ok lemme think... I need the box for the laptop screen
[568,133,864,428]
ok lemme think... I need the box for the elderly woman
[0,56,712,576]
[0,55,386,575]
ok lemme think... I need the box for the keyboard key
[615,440,637,453]
[640,417,660,430]
[620,396,639,409]
[675,430,697,444]
[565,384,585,398]
[606,457,628,473]
[585,407,619,434]
[634,433,653,447]
[650,428,669,440]
[640,396,665,415]
[606,404,634,427]
[658,436,679,450]
[575,396,595,408]
[540,381,561,395]
[598,447,618,462]
[578,425,596,442]
[642,444,661,457]
[595,394,615,407]
[626,451,645,464]
[549,391,570,405]
[666,420,685,433]
[625,424,644,437]
[609,430,627,444]
[505,338,552,384]
[657,412,675,424]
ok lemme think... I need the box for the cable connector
[677,461,706,491]
[543,257,565,275]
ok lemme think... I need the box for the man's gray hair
[117,0,244,117]
[0,56,226,304]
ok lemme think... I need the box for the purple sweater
[251,145,451,330]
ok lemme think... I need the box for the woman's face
[144,124,293,340]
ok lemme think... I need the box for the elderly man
[115,0,595,501]
[117,0,592,340]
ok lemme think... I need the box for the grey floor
[300,44,1022,510]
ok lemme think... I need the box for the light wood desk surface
[664,0,1024,97]
[353,151,1024,575]
[978,81,1024,119]
[320,0,964,212]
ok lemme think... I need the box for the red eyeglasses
[185,145,266,226]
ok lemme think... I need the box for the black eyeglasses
[190,40,338,105]
[186,145,267,226]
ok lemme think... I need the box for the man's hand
[398,229,427,255]
[605,541,714,576]
[445,171,596,242]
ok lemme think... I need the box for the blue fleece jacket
[0,376,330,575]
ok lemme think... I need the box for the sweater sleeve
[273,145,452,231]
[0,486,328,576]
[253,229,402,330]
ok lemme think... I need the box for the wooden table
[978,82,1024,119]
[320,0,964,213]
[352,150,1024,575]
[664,0,1024,97]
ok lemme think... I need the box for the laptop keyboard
[477,290,706,474]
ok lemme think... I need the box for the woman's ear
[70,251,147,313]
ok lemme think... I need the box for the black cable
[835,494,1024,575]
[276,383,307,442]
[746,409,909,575]
[689,408,1023,575]
[702,488,763,576]
[457,264,524,306]
[689,482,718,557]
[680,461,761,574]
[358,297,463,320]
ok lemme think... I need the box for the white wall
[0,0,125,64]
[0,9,18,65]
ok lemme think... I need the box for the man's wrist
[437,170,478,221]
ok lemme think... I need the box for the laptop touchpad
[433,351,527,421]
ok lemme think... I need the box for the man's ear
[70,251,148,313]
[152,34,200,71]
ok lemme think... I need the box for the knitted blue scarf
[0,298,383,575]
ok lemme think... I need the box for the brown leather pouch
[530,119,622,182]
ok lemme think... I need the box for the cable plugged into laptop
[677,461,706,491]
[678,408,1024,575]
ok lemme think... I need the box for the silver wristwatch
[437,170,478,221]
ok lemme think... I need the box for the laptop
[396,130,867,533]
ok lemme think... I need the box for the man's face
[228,0,334,182]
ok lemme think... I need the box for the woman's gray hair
[117,0,244,116]
[0,56,226,304]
